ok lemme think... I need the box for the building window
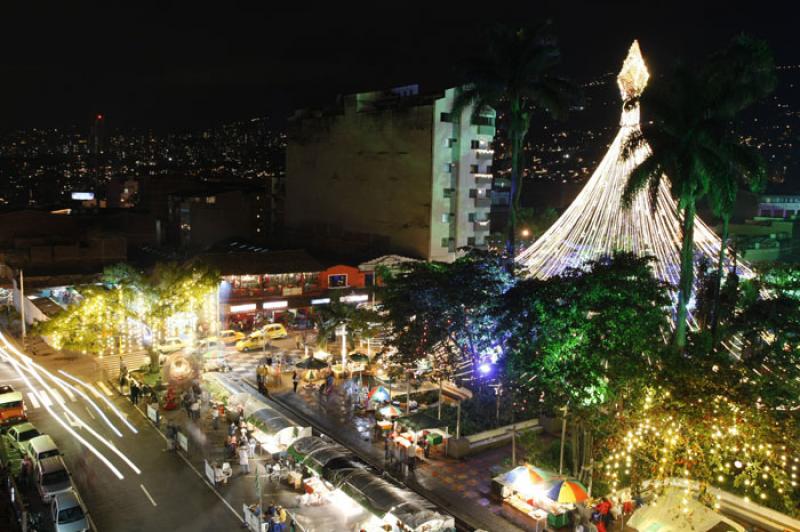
[441,213,451,223]
[467,237,476,246]
[471,140,481,149]
[440,112,452,123]
[446,138,457,148]
[443,188,454,199]
[444,163,454,173]
[328,274,348,288]
[206,196,216,204]
[441,238,450,248]
[470,164,479,173]
[364,273,375,287]
[468,212,476,222]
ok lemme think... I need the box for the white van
[27,434,60,464]
[36,455,73,502]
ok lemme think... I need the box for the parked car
[36,456,73,502]
[235,331,267,352]
[0,386,27,427]
[4,421,40,453]
[218,330,245,345]
[51,490,90,532]
[261,323,288,339]
[156,337,187,355]
[26,434,60,464]
[193,338,225,357]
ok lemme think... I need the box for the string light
[516,41,753,310]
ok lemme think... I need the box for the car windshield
[18,429,39,441]
[0,400,23,408]
[58,505,85,524]
[42,470,69,486]
[39,450,60,460]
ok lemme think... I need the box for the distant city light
[262,300,288,310]
[230,303,256,313]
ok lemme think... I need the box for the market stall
[228,393,311,455]
[492,465,587,530]
[288,436,455,531]
[627,488,744,532]
[394,411,450,458]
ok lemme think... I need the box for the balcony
[473,220,490,232]
[473,173,493,185]
[477,125,496,136]
[474,197,491,208]
[475,149,494,159]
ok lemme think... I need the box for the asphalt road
[0,337,243,532]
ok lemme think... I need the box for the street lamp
[521,228,531,238]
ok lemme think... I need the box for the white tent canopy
[628,489,744,532]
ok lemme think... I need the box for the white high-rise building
[287,85,495,262]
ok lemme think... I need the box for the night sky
[2,1,795,131]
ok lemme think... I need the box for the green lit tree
[500,253,671,485]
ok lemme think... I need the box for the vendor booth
[228,393,311,455]
[627,488,744,532]
[492,465,586,530]
[289,436,455,531]
[394,411,450,458]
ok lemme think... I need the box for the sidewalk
[265,377,525,532]
[121,376,379,532]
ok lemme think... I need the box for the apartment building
[286,84,495,262]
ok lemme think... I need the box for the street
[0,334,243,532]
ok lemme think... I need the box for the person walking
[190,399,200,421]
[211,404,220,430]
[238,443,250,474]
[292,371,299,393]
[248,437,256,458]
[130,380,139,405]
[256,367,264,393]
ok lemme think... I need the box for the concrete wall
[287,96,436,260]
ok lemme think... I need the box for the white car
[156,337,187,355]
[51,490,90,532]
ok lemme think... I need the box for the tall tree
[499,253,671,484]
[705,36,776,340]
[623,35,775,349]
[453,23,573,263]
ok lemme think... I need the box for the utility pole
[19,270,26,342]
[559,403,569,475]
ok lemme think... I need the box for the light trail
[21,358,142,476]
[59,370,138,434]
[0,330,142,477]
[0,346,126,480]
[0,330,138,435]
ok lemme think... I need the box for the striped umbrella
[368,386,390,402]
[546,479,589,504]
[378,404,402,418]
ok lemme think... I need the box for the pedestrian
[325,373,333,393]
[256,368,264,393]
[130,380,139,405]
[292,371,299,393]
[248,437,256,458]
[295,335,301,350]
[119,363,128,389]
[229,422,237,437]
[266,355,273,367]
[190,399,200,421]
[238,444,250,474]
[211,404,220,430]
[20,455,32,488]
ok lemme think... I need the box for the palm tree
[453,23,573,263]
[623,35,775,349]
[704,36,776,340]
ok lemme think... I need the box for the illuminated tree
[501,253,671,484]
[623,36,775,349]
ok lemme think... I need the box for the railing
[473,220,490,232]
